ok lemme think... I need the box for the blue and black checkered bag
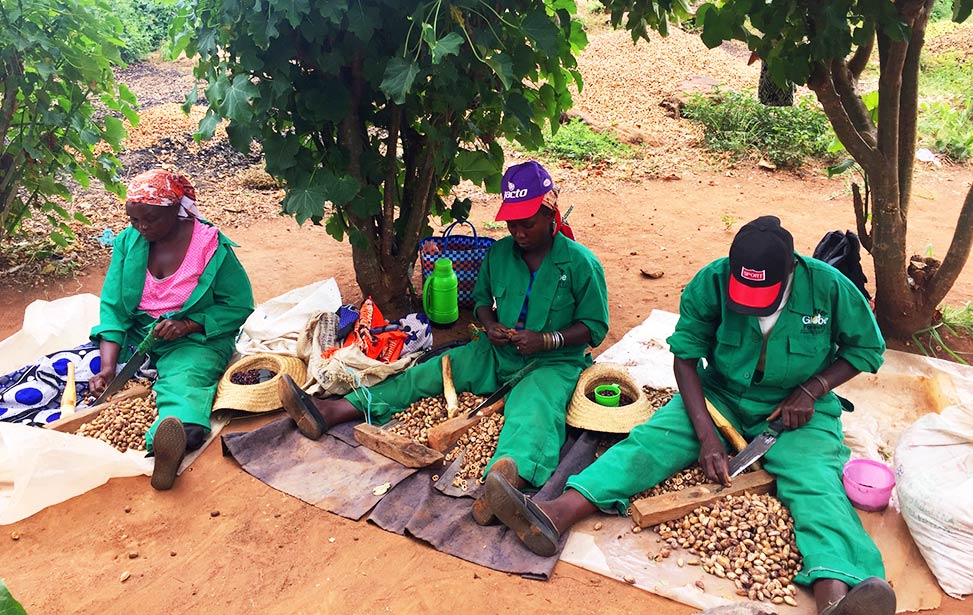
[419,220,495,309]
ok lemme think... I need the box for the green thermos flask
[423,257,459,327]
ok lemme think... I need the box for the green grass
[681,90,834,168]
[918,97,973,162]
[911,302,973,365]
[536,118,633,165]
[930,0,956,22]
[942,302,973,333]
[919,53,973,103]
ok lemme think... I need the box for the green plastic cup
[594,383,621,407]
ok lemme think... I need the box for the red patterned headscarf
[126,169,201,218]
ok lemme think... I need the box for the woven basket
[211,353,308,413]
[565,362,654,434]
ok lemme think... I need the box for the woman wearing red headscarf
[89,169,254,490]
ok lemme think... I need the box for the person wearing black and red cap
[481,216,894,615]
[277,160,608,525]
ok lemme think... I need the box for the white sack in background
[236,278,342,356]
[0,293,101,374]
[895,404,973,599]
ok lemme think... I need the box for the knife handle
[767,417,785,434]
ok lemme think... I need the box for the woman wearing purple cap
[481,216,895,615]
[277,160,609,524]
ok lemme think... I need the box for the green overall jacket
[347,233,609,486]
[566,254,887,587]
[91,223,254,449]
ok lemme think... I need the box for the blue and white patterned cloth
[0,342,153,426]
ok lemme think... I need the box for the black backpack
[813,230,872,301]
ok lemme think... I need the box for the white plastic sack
[0,423,152,525]
[895,403,973,598]
[0,293,101,375]
[236,278,342,356]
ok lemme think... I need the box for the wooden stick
[353,423,444,468]
[704,397,760,471]
[442,355,459,418]
[59,361,77,415]
[630,469,776,528]
[704,398,748,453]
[46,384,151,433]
[426,398,505,452]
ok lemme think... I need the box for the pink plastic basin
[843,459,895,512]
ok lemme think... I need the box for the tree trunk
[351,243,419,318]
[808,1,973,340]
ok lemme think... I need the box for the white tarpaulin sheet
[560,309,971,612]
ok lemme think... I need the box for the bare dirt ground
[3,25,973,615]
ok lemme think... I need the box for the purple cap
[495,161,554,221]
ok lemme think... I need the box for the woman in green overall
[89,169,254,491]
[481,216,895,615]
[278,161,609,524]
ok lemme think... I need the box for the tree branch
[381,104,401,259]
[896,3,933,219]
[830,59,877,147]
[851,182,873,252]
[848,29,874,78]
[875,31,908,219]
[923,183,973,310]
[807,62,880,171]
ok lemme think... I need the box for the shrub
[682,90,833,168]
[929,0,955,22]
[117,0,176,63]
[918,98,973,162]
[538,118,632,165]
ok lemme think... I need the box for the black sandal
[820,577,896,615]
[483,471,560,557]
[278,374,328,440]
[151,416,187,491]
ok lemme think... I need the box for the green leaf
[195,109,220,141]
[454,149,501,185]
[955,0,973,22]
[222,75,259,122]
[282,183,328,225]
[324,212,346,241]
[102,116,127,149]
[74,212,92,225]
[826,158,858,177]
[182,84,200,114]
[484,53,514,90]
[380,57,420,104]
[1,580,28,615]
[49,231,69,247]
[524,10,559,55]
[430,32,464,64]
[263,134,302,175]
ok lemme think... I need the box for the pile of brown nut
[655,493,802,606]
[641,385,677,409]
[445,413,505,489]
[640,465,708,498]
[388,392,484,447]
[76,395,158,453]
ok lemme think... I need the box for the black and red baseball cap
[727,216,794,316]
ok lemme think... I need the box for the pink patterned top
[138,219,220,317]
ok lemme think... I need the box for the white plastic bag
[236,278,342,356]
[895,404,973,598]
[0,423,152,525]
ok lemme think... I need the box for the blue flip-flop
[484,471,560,557]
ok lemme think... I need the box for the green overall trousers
[91,223,254,451]
[347,233,610,487]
